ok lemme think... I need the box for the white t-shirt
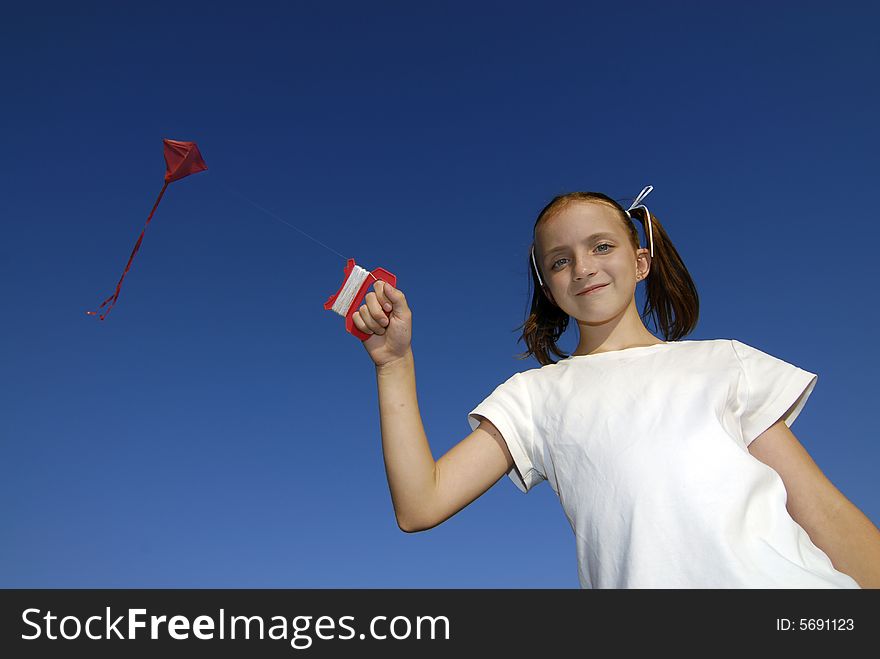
[467,338,861,589]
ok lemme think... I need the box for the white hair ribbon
[625,185,654,258]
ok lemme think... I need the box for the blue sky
[1,1,878,588]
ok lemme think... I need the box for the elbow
[396,517,423,533]
[395,497,437,533]
[396,511,436,533]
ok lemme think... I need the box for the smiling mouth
[577,284,608,295]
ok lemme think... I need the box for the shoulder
[655,338,739,362]
[727,337,810,373]
[681,338,744,360]
[687,338,739,351]
[516,359,571,388]
[645,339,742,381]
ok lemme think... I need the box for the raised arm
[376,350,514,532]
[356,281,515,532]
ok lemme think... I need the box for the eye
[550,244,614,270]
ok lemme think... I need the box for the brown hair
[514,191,699,366]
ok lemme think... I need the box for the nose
[572,255,597,280]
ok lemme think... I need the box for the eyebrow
[544,232,619,258]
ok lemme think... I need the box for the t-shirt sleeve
[731,339,818,447]
[467,372,545,494]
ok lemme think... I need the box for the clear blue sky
[2,1,877,588]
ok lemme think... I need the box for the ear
[542,284,557,306]
[636,248,652,280]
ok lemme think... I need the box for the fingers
[353,304,382,335]
[352,310,373,335]
[365,290,387,325]
[355,292,388,336]
[353,281,409,337]
[377,280,408,315]
[374,281,393,312]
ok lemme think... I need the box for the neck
[572,298,663,356]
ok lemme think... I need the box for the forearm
[797,497,880,588]
[375,348,436,532]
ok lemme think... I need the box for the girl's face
[535,201,650,322]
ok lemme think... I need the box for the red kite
[87,139,207,320]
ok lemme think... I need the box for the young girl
[354,185,880,588]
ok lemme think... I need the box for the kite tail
[86,180,170,320]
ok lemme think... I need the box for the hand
[353,280,412,368]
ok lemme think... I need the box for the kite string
[228,187,350,262]
[226,186,380,287]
